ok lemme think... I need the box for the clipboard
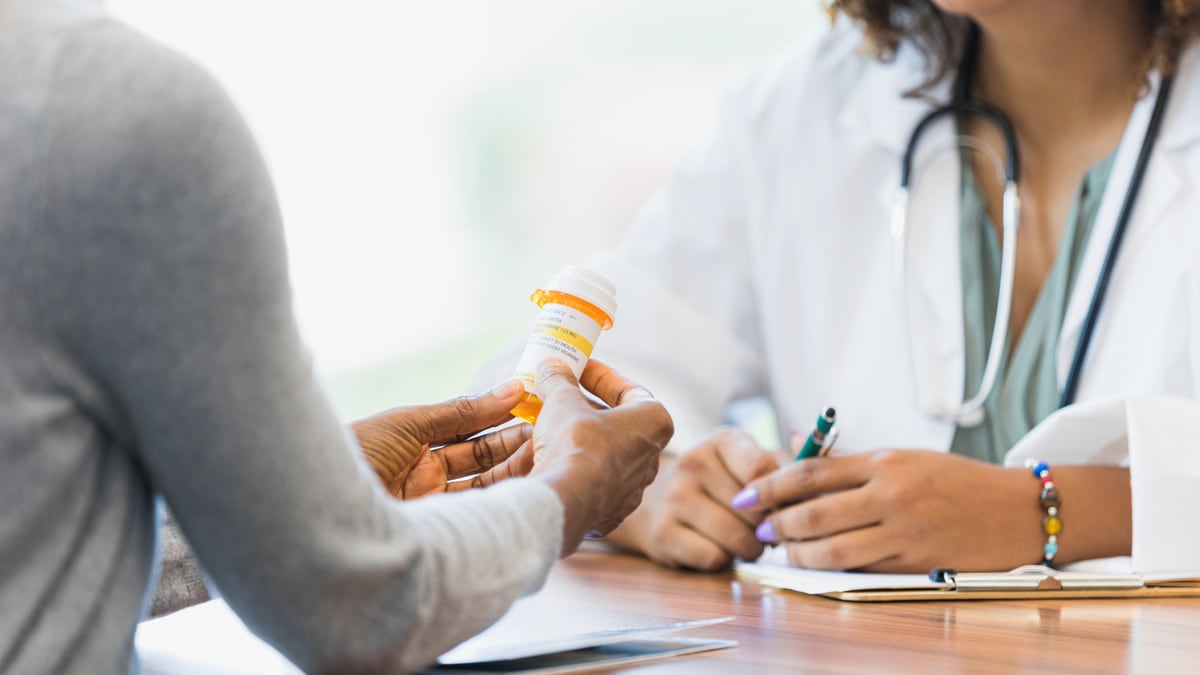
[734,557,1200,602]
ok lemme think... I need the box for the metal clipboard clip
[929,565,1145,591]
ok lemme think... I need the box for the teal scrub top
[949,151,1117,463]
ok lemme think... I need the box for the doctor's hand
[528,358,673,557]
[733,449,1050,572]
[353,379,535,499]
[604,428,782,571]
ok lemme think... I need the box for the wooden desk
[544,547,1200,673]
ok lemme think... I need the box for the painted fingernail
[491,378,525,398]
[756,520,778,543]
[731,487,758,510]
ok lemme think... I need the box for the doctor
[592,0,1200,573]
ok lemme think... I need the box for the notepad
[433,615,735,667]
[426,639,735,674]
[428,617,735,674]
[735,548,1200,602]
[136,599,735,674]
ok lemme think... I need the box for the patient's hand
[528,358,674,557]
[353,379,533,499]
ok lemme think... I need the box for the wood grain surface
[538,545,1200,674]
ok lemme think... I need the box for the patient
[0,1,671,673]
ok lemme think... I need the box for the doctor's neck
[964,0,1151,145]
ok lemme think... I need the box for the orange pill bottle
[511,266,617,423]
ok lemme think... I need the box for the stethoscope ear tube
[894,98,1020,428]
[900,101,1020,190]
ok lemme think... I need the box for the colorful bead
[1040,486,1061,508]
[1044,540,1059,557]
[1032,462,1049,477]
[1044,515,1063,535]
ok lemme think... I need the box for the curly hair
[829,0,1200,93]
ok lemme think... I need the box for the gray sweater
[0,1,563,672]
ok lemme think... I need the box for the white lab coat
[590,21,1200,573]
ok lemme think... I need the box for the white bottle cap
[545,265,617,319]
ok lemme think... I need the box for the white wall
[106,1,825,412]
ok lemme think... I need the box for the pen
[794,407,836,460]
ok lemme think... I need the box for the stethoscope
[891,25,1175,428]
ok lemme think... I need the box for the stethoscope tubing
[895,95,1022,427]
[892,25,1174,427]
[900,100,1019,190]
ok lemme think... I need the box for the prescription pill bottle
[511,265,617,423]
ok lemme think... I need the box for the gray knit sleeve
[35,21,563,672]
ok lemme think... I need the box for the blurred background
[107,1,825,420]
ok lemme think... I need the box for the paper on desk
[734,547,1180,596]
[1041,558,1198,585]
[438,613,733,665]
[136,599,300,675]
[428,638,738,674]
[734,546,938,594]
[137,597,734,674]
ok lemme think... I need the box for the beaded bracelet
[1026,459,1062,566]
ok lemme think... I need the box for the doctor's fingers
[667,491,764,567]
[758,486,886,545]
[649,524,741,571]
[707,427,776,486]
[685,501,765,563]
[741,455,874,512]
[675,447,766,529]
[781,523,899,572]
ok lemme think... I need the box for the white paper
[1128,397,1200,576]
[736,548,1183,595]
[426,638,738,674]
[438,614,733,665]
[1059,556,1134,574]
[136,600,301,675]
[734,546,938,594]
[136,597,734,673]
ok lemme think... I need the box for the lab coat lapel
[839,49,965,416]
[902,119,966,410]
[836,45,939,157]
[1056,49,1200,387]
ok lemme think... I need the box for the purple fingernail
[731,487,758,510]
[756,520,778,543]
